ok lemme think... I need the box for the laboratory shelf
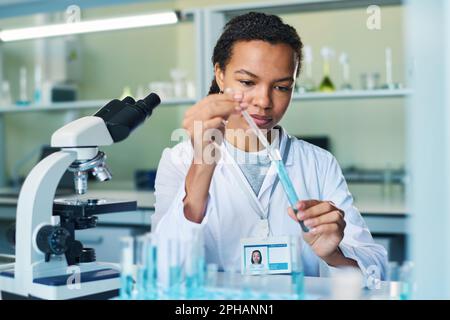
[292,89,412,101]
[0,98,197,114]
[205,0,402,16]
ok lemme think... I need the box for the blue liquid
[274,160,309,232]
[168,266,182,299]
[136,268,147,300]
[241,288,253,300]
[145,246,158,300]
[15,100,30,107]
[119,274,134,300]
[291,271,305,299]
[400,282,411,300]
[196,257,206,297]
[185,274,198,299]
[34,90,41,104]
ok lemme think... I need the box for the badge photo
[240,236,292,275]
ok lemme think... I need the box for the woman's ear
[214,63,225,92]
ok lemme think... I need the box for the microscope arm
[14,150,77,296]
[51,116,113,148]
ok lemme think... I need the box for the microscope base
[0,266,120,300]
[1,289,119,300]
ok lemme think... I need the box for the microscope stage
[53,198,137,216]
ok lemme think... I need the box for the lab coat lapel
[218,142,267,218]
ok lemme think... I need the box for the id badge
[240,236,292,275]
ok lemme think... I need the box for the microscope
[0,93,160,299]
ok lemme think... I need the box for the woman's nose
[250,87,271,110]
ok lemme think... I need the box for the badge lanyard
[256,136,292,237]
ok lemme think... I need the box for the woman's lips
[250,114,272,126]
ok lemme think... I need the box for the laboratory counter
[0,183,408,262]
[213,273,400,300]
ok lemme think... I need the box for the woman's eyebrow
[234,69,293,83]
[235,69,258,78]
[275,76,294,83]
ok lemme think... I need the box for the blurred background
[0,0,448,298]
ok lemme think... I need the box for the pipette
[241,110,309,233]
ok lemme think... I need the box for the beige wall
[0,1,406,184]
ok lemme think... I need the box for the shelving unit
[0,97,197,114]
[292,89,411,101]
[0,97,196,186]
[198,0,404,97]
[0,0,409,188]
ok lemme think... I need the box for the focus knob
[36,225,71,256]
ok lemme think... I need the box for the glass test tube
[119,236,134,300]
[290,235,305,299]
[168,238,182,299]
[145,233,158,300]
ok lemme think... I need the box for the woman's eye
[275,86,292,92]
[239,80,254,87]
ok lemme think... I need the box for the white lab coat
[153,128,387,280]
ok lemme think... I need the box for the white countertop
[213,273,396,300]
[0,182,408,216]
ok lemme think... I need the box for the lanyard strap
[225,133,294,222]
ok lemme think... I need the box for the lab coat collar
[217,126,294,172]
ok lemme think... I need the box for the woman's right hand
[182,89,246,164]
[182,89,246,223]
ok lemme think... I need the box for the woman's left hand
[287,200,347,265]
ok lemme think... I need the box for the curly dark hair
[208,12,303,95]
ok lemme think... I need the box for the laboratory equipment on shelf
[360,72,380,90]
[34,65,43,104]
[240,110,309,233]
[339,52,352,90]
[0,80,12,106]
[296,45,316,93]
[0,92,161,300]
[381,47,402,90]
[319,47,336,92]
[17,66,30,106]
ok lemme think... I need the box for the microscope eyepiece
[94,92,161,143]
[136,92,161,118]
[121,96,136,105]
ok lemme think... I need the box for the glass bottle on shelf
[381,47,403,90]
[339,52,352,90]
[319,47,336,92]
[296,45,316,93]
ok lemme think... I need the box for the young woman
[153,12,387,278]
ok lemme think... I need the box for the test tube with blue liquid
[119,236,134,300]
[185,240,198,299]
[241,272,256,300]
[290,236,305,299]
[222,265,238,300]
[399,261,414,300]
[205,263,219,299]
[193,230,206,298]
[241,110,309,233]
[135,236,147,299]
[168,238,182,299]
[145,233,158,300]
[257,273,271,300]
